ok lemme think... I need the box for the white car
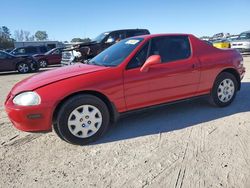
[230,31,250,53]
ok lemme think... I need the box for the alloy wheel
[18,63,29,73]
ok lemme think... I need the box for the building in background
[14,41,64,50]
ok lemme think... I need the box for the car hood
[11,64,108,95]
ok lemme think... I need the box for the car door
[50,49,62,64]
[123,36,201,111]
[123,41,152,110]
[145,36,200,104]
[0,52,15,71]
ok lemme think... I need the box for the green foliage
[35,31,48,41]
[0,26,14,49]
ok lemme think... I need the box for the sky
[0,0,249,41]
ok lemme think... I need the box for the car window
[127,42,149,69]
[106,32,125,43]
[0,52,7,59]
[26,47,37,53]
[52,49,60,54]
[126,30,149,38]
[149,36,191,63]
[39,46,48,53]
[16,48,26,54]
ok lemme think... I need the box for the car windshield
[88,38,144,67]
[92,32,110,42]
[237,33,250,40]
[45,48,56,55]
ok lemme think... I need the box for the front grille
[62,52,73,60]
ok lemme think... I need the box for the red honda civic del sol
[5,34,245,145]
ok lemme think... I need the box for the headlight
[13,92,41,106]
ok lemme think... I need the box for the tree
[0,26,11,39]
[35,31,48,41]
[14,30,35,42]
[14,30,24,42]
[24,31,30,41]
[71,38,91,43]
[0,26,14,49]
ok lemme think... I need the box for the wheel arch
[52,90,120,125]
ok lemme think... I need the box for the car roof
[106,29,149,33]
[14,45,47,49]
[130,33,192,39]
[241,30,250,34]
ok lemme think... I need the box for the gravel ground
[0,58,250,188]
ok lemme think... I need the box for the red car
[5,34,245,145]
[33,48,63,68]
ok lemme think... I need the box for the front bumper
[5,95,53,132]
[61,60,77,66]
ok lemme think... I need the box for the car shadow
[95,82,250,145]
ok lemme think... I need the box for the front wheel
[30,62,40,72]
[39,60,48,68]
[17,62,30,73]
[54,94,110,145]
[210,72,238,107]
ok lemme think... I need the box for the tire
[55,94,110,145]
[210,72,238,107]
[39,59,48,68]
[17,62,30,73]
[30,62,40,72]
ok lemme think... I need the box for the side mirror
[140,55,161,72]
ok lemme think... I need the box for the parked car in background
[203,40,213,46]
[33,47,63,68]
[3,48,14,53]
[14,41,64,50]
[61,29,150,66]
[230,31,250,53]
[227,35,239,42]
[212,39,231,49]
[5,34,245,145]
[10,46,48,56]
[0,50,39,73]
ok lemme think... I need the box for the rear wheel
[210,72,238,107]
[55,94,110,145]
[39,60,48,68]
[17,62,30,73]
